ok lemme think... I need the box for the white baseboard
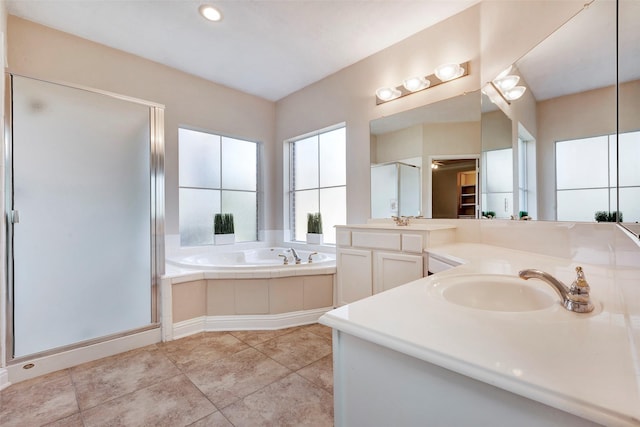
[0,368,9,391]
[7,328,161,384]
[172,307,332,339]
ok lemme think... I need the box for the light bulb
[504,86,526,100]
[495,65,513,81]
[494,75,520,91]
[376,87,401,102]
[199,5,222,22]
[402,76,430,92]
[434,63,464,82]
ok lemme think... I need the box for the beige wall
[277,1,585,225]
[373,125,422,164]
[6,16,277,235]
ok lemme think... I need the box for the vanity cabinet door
[374,252,423,294]
[336,248,373,306]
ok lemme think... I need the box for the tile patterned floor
[0,324,334,427]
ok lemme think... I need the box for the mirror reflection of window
[554,132,640,222]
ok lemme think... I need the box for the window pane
[222,191,257,242]
[222,137,257,190]
[293,189,319,241]
[619,131,640,186]
[293,136,319,190]
[179,188,220,246]
[619,187,640,223]
[179,128,220,188]
[557,189,608,221]
[556,136,608,189]
[319,127,346,187]
[320,186,346,245]
[485,149,513,193]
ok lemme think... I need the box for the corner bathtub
[166,247,334,271]
[162,246,336,339]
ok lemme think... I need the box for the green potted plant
[213,213,235,245]
[595,211,623,222]
[306,212,323,244]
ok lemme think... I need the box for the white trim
[7,328,161,384]
[0,368,9,391]
[172,307,333,339]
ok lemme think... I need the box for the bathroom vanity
[322,220,640,426]
[334,223,455,305]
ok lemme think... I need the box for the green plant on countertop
[595,211,623,222]
[482,211,496,219]
[214,213,235,234]
[307,212,323,234]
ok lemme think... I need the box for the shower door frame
[4,73,165,363]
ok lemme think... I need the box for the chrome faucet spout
[289,248,301,264]
[519,266,594,313]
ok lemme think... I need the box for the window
[556,131,640,222]
[289,126,346,244]
[179,128,257,245]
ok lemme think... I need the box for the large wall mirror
[370,91,481,219]
[481,0,640,233]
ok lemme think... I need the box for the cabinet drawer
[352,231,401,250]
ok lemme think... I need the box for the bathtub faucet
[289,248,302,264]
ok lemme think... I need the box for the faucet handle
[570,266,591,295]
[307,252,318,263]
[278,254,289,265]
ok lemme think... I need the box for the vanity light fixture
[375,61,469,105]
[490,65,527,104]
[199,4,223,22]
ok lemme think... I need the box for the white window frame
[285,123,346,244]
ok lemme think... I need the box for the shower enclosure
[5,75,164,360]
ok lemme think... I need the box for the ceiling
[6,0,478,101]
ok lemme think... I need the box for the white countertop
[320,243,640,426]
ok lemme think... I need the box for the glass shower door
[10,76,154,358]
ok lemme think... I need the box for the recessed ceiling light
[199,4,222,22]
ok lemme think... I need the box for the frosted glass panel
[320,187,347,245]
[319,127,346,187]
[294,189,319,241]
[371,164,398,218]
[619,132,640,186]
[179,128,220,188]
[485,193,513,219]
[179,188,220,246]
[222,137,257,190]
[556,137,609,189]
[485,149,513,193]
[222,191,257,241]
[12,76,152,357]
[557,189,609,221]
[293,136,319,190]
[619,187,640,223]
[399,164,421,216]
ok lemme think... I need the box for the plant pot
[306,233,323,245]
[214,233,235,245]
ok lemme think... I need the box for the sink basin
[432,275,558,312]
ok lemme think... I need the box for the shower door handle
[11,210,19,224]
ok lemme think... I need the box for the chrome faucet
[307,252,318,263]
[518,266,594,313]
[289,248,301,264]
[392,216,411,226]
